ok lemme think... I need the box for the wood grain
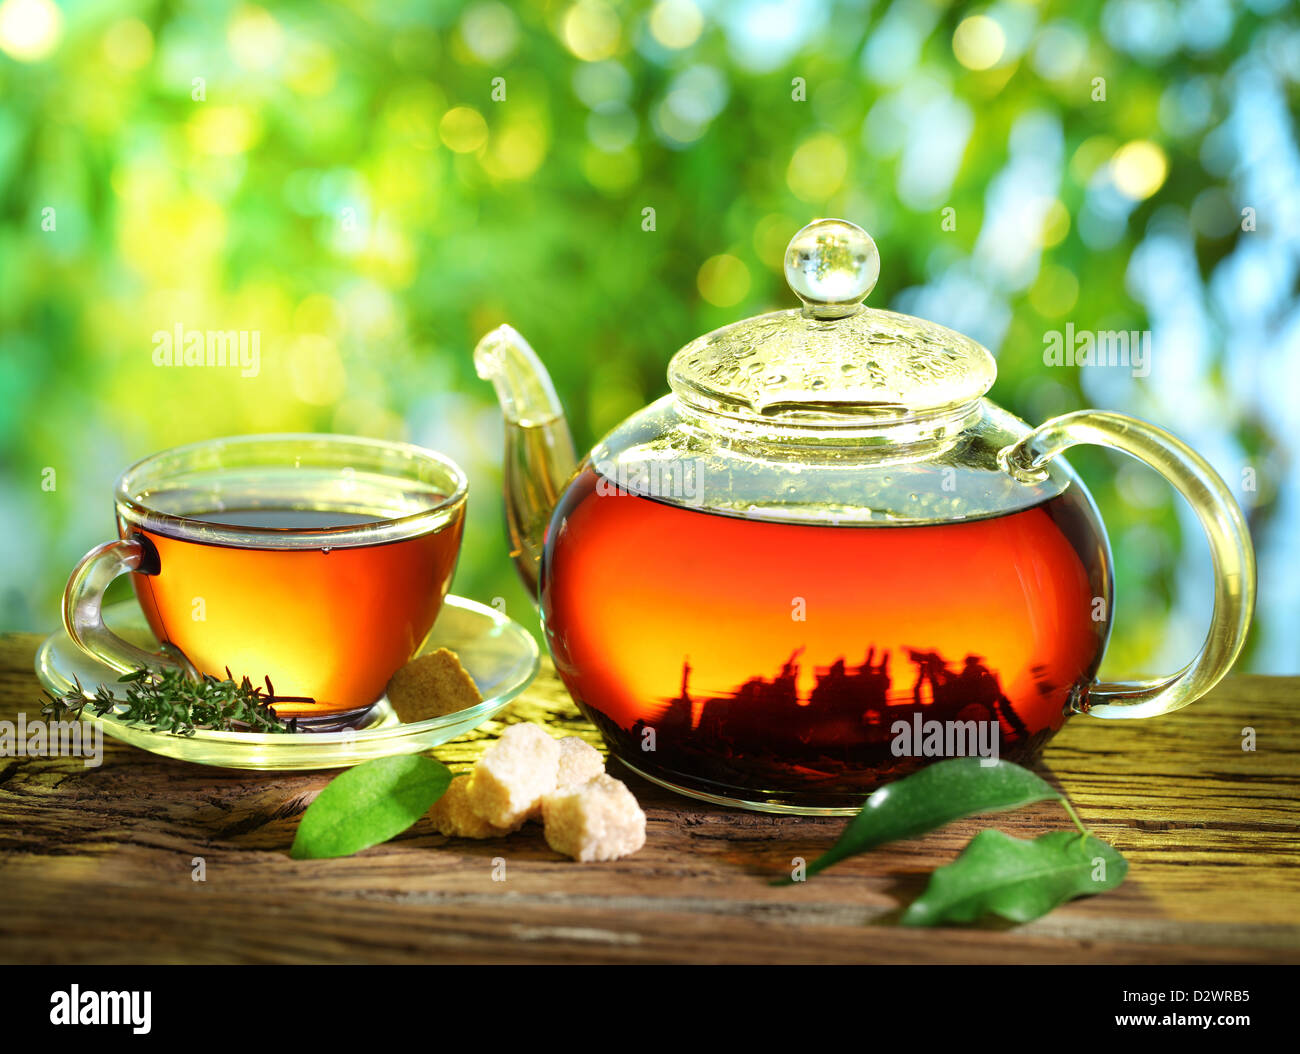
[0,633,1296,964]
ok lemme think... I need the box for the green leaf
[788,758,1063,881]
[902,829,1128,927]
[289,755,452,860]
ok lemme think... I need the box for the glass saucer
[33,595,540,771]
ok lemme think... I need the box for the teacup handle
[1000,410,1256,719]
[63,537,197,679]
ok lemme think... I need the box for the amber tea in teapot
[542,465,1111,805]
[478,218,1255,814]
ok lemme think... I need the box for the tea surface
[189,508,384,529]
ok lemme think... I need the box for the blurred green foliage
[0,0,1294,672]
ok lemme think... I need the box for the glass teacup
[63,434,467,726]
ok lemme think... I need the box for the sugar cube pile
[541,773,647,862]
[432,722,645,862]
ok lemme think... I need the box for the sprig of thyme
[42,667,303,736]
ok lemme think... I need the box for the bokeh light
[461,2,519,63]
[697,254,752,307]
[952,14,1005,71]
[787,133,848,201]
[102,19,153,71]
[0,0,60,60]
[563,1,622,62]
[440,107,489,153]
[1110,139,1170,200]
[649,0,704,50]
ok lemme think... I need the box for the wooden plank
[0,633,1296,964]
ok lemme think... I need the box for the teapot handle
[1000,410,1256,720]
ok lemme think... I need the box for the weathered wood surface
[0,632,1296,964]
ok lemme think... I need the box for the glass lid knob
[783,218,880,321]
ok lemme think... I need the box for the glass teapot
[475,218,1255,814]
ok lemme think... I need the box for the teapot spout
[474,325,576,600]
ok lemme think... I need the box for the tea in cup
[62,434,467,724]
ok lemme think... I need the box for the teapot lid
[668,219,997,429]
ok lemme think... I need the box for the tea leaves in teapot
[787,758,1063,881]
[290,754,452,860]
[901,829,1128,926]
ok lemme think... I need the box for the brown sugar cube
[556,736,605,788]
[465,723,562,829]
[526,735,606,821]
[386,648,482,724]
[428,775,521,840]
[541,773,646,862]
